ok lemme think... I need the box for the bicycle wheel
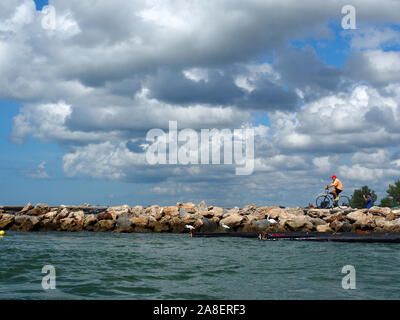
[316,195,331,209]
[338,196,351,209]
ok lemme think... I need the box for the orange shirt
[330,178,343,190]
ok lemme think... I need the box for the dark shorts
[333,188,342,195]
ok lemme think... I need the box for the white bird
[221,223,230,229]
[266,215,277,224]
[185,224,195,230]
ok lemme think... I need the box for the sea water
[1,231,400,300]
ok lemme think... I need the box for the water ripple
[2,231,400,299]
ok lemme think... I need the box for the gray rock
[116,217,133,229]
[252,219,271,230]
[341,222,353,232]
[179,208,189,218]
[200,218,218,232]
[197,200,207,212]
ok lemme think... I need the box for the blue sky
[1,0,400,207]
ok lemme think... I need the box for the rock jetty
[1,202,400,233]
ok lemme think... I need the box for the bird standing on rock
[266,215,277,224]
[221,224,230,229]
[185,225,195,231]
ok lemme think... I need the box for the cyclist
[326,175,343,201]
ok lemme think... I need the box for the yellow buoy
[0,230,5,235]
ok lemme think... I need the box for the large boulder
[219,213,244,228]
[178,202,196,213]
[12,215,40,231]
[200,218,218,232]
[130,216,149,227]
[346,210,374,225]
[68,210,85,220]
[35,203,50,209]
[97,212,113,221]
[372,216,386,229]
[94,220,116,232]
[200,211,214,218]
[266,207,295,221]
[181,213,203,224]
[376,219,400,232]
[59,217,84,231]
[55,208,70,223]
[244,215,259,225]
[147,216,158,228]
[329,220,344,232]
[307,209,331,218]
[0,214,15,230]
[368,206,391,216]
[19,203,33,215]
[124,205,143,218]
[162,206,180,218]
[223,207,239,218]
[152,220,170,232]
[39,218,58,231]
[25,204,49,217]
[247,207,271,220]
[324,212,345,223]
[210,216,221,224]
[241,205,258,216]
[179,208,189,218]
[316,224,333,232]
[194,218,204,230]
[284,207,306,216]
[83,214,97,230]
[285,216,313,231]
[59,217,74,231]
[309,217,327,227]
[197,201,207,212]
[145,205,162,220]
[251,219,272,231]
[44,211,58,221]
[38,210,59,230]
[347,211,375,231]
[107,205,130,217]
[114,217,134,233]
[385,212,400,221]
[169,217,186,233]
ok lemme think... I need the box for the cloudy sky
[1,0,400,207]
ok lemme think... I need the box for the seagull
[266,215,277,224]
[221,223,230,229]
[185,225,195,230]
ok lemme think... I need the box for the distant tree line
[350,180,400,209]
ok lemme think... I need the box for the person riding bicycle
[326,175,343,201]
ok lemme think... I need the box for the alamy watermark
[341,5,356,30]
[41,265,56,290]
[41,5,57,30]
[39,5,356,33]
[341,265,356,289]
[145,121,254,175]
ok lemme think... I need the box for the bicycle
[315,189,351,209]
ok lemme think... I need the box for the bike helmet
[331,175,337,179]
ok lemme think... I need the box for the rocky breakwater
[1,202,400,233]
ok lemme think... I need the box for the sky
[1,0,400,207]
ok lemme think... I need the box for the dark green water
[1,231,400,300]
